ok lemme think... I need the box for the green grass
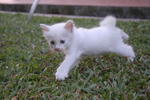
[0,13,150,100]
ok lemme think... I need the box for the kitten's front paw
[55,71,68,80]
[127,57,134,62]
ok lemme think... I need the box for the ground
[0,13,150,100]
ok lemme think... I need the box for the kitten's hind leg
[113,43,135,61]
[121,32,129,40]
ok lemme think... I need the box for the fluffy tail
[100,16,116,27]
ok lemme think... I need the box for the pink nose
[54,48,61,52]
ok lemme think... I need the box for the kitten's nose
[54,48,61,52]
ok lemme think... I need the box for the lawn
[0,13,150,100]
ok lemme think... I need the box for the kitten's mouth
[54,48,62,52]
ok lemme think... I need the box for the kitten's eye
[50,41,55,45]
[60,40,65,44]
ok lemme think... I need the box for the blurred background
[0,0,150,19]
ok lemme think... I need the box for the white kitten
[40,16,135,80]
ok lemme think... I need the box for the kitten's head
[40,20,75,52]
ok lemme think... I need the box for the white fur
[40,16,135,80]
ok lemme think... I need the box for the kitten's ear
[40,24,50,32]
[64,20,74,32]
